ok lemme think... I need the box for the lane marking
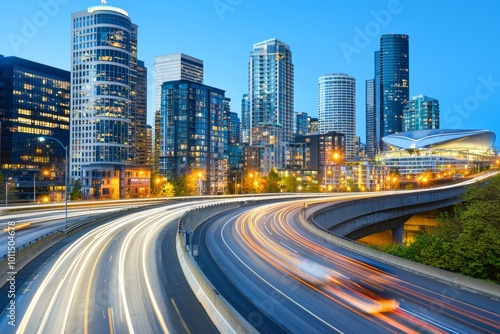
[108,308,115,334]
[85,237,115,334]
[171,298,191,334]
[280,241,298,254]
[264,223,273,235]
[221,213,344,334]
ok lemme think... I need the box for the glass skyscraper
[0,55,70,172]
[365,78,376,157]
[0,54,70,201]
[71,4,149,199]
[318,73,356,158]
[153,53,203,172]
[160,80,227,194]
[380,34,410,137]
[248,38,294,170]
[241,93,250,144]
[294,112,309,136]
[403,95,440,131]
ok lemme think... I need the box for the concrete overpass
[307,173,496,244]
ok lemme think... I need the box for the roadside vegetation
[377,174,500,283]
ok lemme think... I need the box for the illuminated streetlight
[38,136,68,231]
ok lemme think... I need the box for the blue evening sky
[1,0,499,145]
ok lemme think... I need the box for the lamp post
[33,173,37,204]
[38,136,68,230]
[5,176,11,207]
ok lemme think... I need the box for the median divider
[176,202,259,334]
[299,207,500,300]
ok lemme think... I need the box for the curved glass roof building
[377,129,496,175]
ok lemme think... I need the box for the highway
[0,204,157,258]
[0,201,220,334]
[198,198,500,333]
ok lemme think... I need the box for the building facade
[365,78,376,158]
[70,5,149,198]
[0,54,70,202]
[130,59,148,165]
[152,53,203,173]
[403,95,439,132]
[380,34,410,138]
[159,80,227,194]
[318,73,356,158]
[248,38,294,170]
[294,111,309,136]
[241,93,250,144]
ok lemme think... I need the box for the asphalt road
[0,201,219,334]
[199,198,500,333]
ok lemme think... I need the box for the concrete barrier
[299,209,500,299]
[176,202,258,334]
[0,230,64,287]
[313,188,464,239]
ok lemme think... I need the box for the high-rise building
[241,94,250,144]
[380,34,409,138]
[227,111,241,146]
[160,80,227,194]
[307,116,318,134]
[248,38,294,171]
[130,59,148,165]
[318,73,356,158]
[146,124,153,167]
[403,95,440,131]
[294,112,309,136]
[152,53,203,172]
[70,4,150,199]
[152,53,203,117]
[0,54,70,201]
[365,78,376,157]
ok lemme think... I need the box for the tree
[379,174,500,283]
[265,169,281,193]
[70,179,82,200]
[162,182,175,197]
[281,175,298,193]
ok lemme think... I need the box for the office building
[248,38,294,171]
[241,93,250,144]
[152,53,203,116]
[318,73,356,158]
[403,95,439,131]
[365,78,376,157]
[294,112,309,136]
[0,54,70,202]
[380,34,410,137]
[130,59,148,165]
[159,80,227,194]
[307,116,318,134]
[152,53,203,171]
[70,4,150,199]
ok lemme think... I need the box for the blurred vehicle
[291,258,399,314]
[3,222,31,232]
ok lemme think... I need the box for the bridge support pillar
[392,225,404,244]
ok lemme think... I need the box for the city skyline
[1,1,499,144]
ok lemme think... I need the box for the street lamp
[5,176,12,206]
[33,173,37,203]
[38,136,68,230]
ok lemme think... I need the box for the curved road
[200,198,500,333]
[0,202,219,334]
